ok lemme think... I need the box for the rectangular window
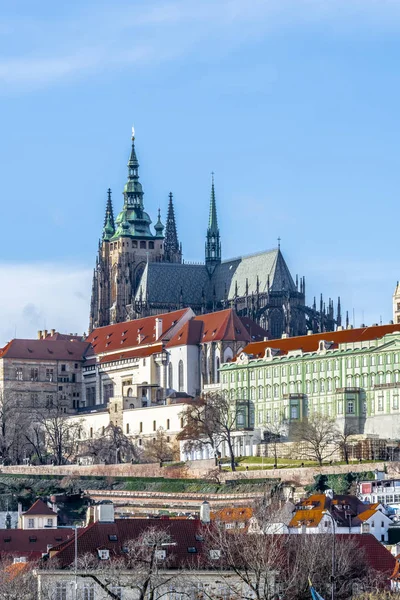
[291,406,298,419]
[55,583,67,600]
[394,395,399,410]
[347,401,354,414]
[103,383,114,403]
[15,367,23,381]
[46,395,54,408]
[281,367,286,376]
[28,518,34,528]
[378,396,384,411]
[139,422,143,433]
[83,585,95,600]
[46,368,54,382]
[153,420,156,431]
[31,393,39,407]
[47,519,53,527]
[30,368,38,382]
[166,419,170,430]
[61,364,66,372]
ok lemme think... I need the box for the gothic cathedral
[90,129,342,338]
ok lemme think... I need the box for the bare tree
[262,418,287,468]
[141,427,176,466]
[177,393,243,471]
[83,423,139,464]
[25,399,83,465]
[337,424,357,464]
[0,389,29,465]
[200,522,383,600]
[291,413,339,466]
[75,527,182,600]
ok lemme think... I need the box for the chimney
[263,336,268,342]
[337,326,343,331]
[43,330,48,338]
[17,503,22,518]
[200,500,210,524]
[155,318,163,340]
[307,330,313,336]
[281,333,289,339]
[94,501,115,523]
[50,329,55,336]
[37,330,42,339]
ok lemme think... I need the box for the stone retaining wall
[0,459,389,487]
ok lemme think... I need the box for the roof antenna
[380,315,382,325]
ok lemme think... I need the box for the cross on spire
[278,237,281,249]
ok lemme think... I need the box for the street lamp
[322,510,336,600]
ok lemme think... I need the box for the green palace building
[218,322,400,457]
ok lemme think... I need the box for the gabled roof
[23,499,57,517]
[87,309,192,356]
[167,309,268,348]
[211,507,253,523]
[51,518,207,568]
[0,338,90,361]
[0,528,74,561]
[211,248,296,301]
[241,323,400,359]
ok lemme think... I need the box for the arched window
[313,380,318,393]
[250,387,256,400]
[216,357,220,383]
[266,385,271,399]
[258,386,263,400]
[127,387,133,397]
[273,384,279,398]
[320,380,325,392]
[168,363,173,389]
[282,383,287,396]
[242,388,247,400]
[178,360,184,391]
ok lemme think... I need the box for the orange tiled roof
[357,509,379,522]
[242,323,400,359]
[167,309,267,348]
[289,494,327,528]
[211,507,253,522]
[87,309,191,355]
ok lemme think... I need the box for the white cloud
[0,263,92,346]
[1,0,400,88]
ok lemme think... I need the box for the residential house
[19,500,58,530]
[289,493,393,542]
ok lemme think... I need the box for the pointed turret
[104,188,115,230]
[123,126,144,208]
[103,189,115,241]
[205,173,221,273]
[164,192,182,263]
[154,208,165,239]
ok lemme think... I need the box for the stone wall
[0,459,388,487]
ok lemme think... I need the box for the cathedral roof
[210,248,296,301]
[167,309,268,347]
[135,262,211,306]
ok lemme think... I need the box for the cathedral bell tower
[205,173,221,273]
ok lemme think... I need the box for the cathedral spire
[164,193,182,263]
[103,188,115,241]
[205,173,221,272]
[123,126,144,209]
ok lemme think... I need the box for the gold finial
[131,126,135,140]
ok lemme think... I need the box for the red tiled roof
[167,309,268,348]
[99,344,163,364]
[23,499,56,517]
[242,323,400,358]
[0,338,90,361]
[52,518,207,568]
[0,528,74,561]
[87,309,191,355]
[211,507,253,522]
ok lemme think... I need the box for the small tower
[164,192,182,263]
[205,173,221,273]
[393,282,400,324]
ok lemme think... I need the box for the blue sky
[1,0,400,343]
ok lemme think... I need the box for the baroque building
[89,128,341,338]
